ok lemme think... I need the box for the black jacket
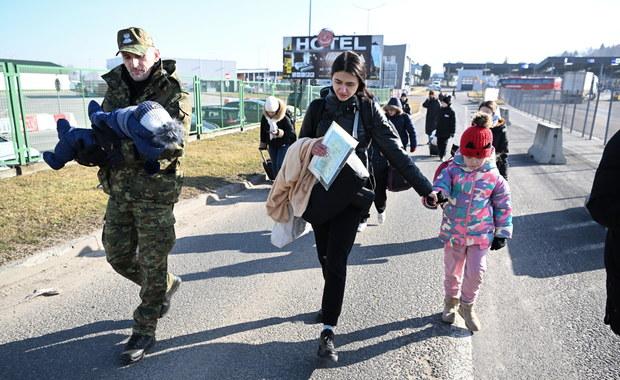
[300,90,432,197]
[435,106,455,138]
[587,129,620,335]
[401,99,411,115]
[422,97,441,134]
[491,119,509,155]
[260,114,296,148]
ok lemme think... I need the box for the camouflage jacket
[98,60,192,203]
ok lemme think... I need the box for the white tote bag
[270,204,311,248]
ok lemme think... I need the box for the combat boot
[442,296,460,324]
[119,333,156,365]
[159,273,182,318]
[458,301,481,332]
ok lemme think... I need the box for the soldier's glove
[75,139,108,167]
[490,237,506,251]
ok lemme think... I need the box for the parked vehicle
[561,71,598,103]
[190,105,243,132]
[0,136,40,165]
[224,99,265,124]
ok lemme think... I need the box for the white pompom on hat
[264,96,280,112]
[135,101,173,133]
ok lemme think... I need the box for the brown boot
[442,296,460,324]
[458,301,481,331]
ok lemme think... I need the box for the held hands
[490,237,506,251]
[421,191,448,210]
[312,142,329,157]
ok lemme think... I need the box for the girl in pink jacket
[430,113,512,332]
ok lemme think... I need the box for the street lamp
[353,2,385,34]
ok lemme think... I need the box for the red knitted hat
[460,113,493,158]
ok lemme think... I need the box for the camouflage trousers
[103,197,176,336]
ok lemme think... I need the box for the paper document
[308,121,359,190]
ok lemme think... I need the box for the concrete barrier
[527,123,566,164]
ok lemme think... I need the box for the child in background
[478,100,509,180]
[430,113,513,331]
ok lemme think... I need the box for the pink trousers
[444,243,488,303]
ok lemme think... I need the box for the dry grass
[0,127,264,266]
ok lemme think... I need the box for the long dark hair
[331,51,374,99]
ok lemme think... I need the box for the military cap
[116,27,154,56]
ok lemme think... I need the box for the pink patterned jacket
[433,149,512,248]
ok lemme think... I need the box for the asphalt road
[1,93,619,379]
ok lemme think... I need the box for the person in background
[299,51,436,362]
[429,113,512,332]
[478,100,509,180]
[400,92,412,115]
[435,95,456,161]
[259,96,296,177]
[586,129,620,336]
[422,90,441,152]
[75,27,191,365]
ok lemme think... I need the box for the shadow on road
[509,207,605,278]
[174,231,442,283]
[0,311,465,379]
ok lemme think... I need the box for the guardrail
[500,87,619,145]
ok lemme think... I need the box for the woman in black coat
[587,129,620,336]
[299,51,435,362]
[259,96,296,177]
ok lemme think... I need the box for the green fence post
[193,76,202,135]
[239,80,245,131]
[3,62,29,165]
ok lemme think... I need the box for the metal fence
[500,87,619,144]
[0,61,392,167]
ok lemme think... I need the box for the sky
[2,0,619,75]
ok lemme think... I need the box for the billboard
[283,34,383,80]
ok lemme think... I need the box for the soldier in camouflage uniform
[93,27,191,365]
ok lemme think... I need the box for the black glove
[436,192,448,205]
[75,139,108,167]
[490,237,506,251]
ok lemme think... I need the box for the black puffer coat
[587,129,620,335]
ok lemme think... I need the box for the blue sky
[2,0,619,74]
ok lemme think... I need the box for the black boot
[119,334,156,365]
[159,274,182,318]
[317,329,338,362]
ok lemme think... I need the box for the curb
[0,173,269,289]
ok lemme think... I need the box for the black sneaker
[317,329,338,362]
[119,333,156,365]
[159,274,182,318]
